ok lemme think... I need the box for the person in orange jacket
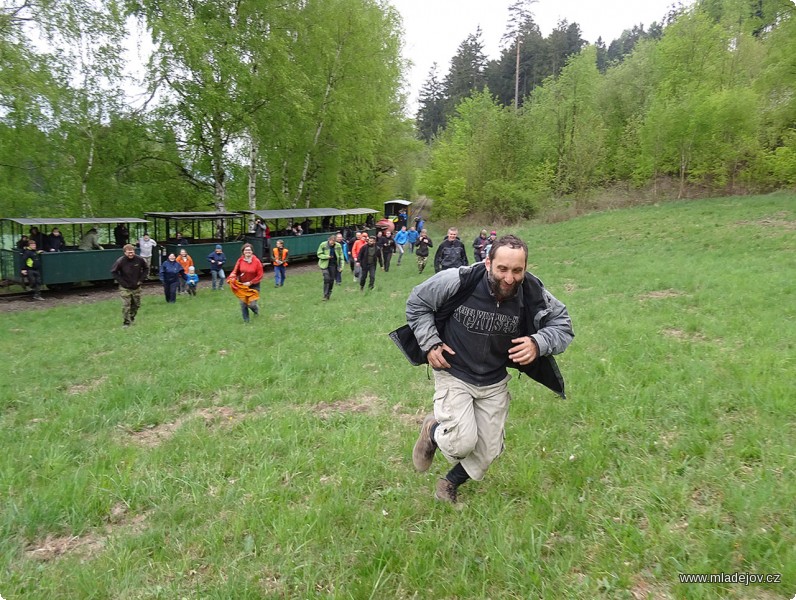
[272,239,289,287]
[350,232,368,282]
[176,247,194,294]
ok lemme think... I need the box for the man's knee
[436,420,478,460]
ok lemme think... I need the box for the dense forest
[416,0,796,219]
[1,0,794,219]
[0,0,415,217]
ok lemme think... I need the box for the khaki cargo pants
[432,370,512,481]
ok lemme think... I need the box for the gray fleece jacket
[406,262,574,395]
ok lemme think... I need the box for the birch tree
[128,0,290,211]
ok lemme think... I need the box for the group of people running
[104,226,575,510]
[108,240,269,325]
[314,225,434,300]
[313,225,501,304]
[93,214,502,329]
[108,222,575,509]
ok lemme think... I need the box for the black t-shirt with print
[443,275,522,386]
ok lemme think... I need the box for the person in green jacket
[317,235,344,301]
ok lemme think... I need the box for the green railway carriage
[1,217,149,289]
[144,211,250,270]
[241,207,379,261]
[1,207,381,291]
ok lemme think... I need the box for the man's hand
[508,336,539,365]
[427,343,455,369]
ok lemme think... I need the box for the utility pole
[514,35,522,111]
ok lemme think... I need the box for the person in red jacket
[227,243,264,323]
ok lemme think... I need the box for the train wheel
[91,279,117,288]
[46,282,74,292]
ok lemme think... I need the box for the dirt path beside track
[0,262,319,313]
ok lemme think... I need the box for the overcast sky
[391,0,690,112]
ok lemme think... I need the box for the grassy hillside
[1,193,794,599]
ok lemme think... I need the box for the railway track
[0,279,163,304]
[0,261,321,308]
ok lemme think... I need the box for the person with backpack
[406,234,574,504]
[317,235,344,301]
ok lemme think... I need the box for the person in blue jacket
[394,226,409,265]
[206,245,227,290]
[185,266,199,296]
[406,226,419,254]
[159,252,187,303]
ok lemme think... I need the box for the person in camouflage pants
[110,244,149,327]
[415,229,433,274]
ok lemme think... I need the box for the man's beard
[487,270,521,302]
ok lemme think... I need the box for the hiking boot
[435,478,458,504]
[412,414,437,472]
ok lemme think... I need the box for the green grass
[1,193,794,599]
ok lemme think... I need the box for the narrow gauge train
[1,207,379,291]
[240,207,378,261]
[0,217,149,291]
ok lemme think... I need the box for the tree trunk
[248,138,258,212]
[81,129,95,217]
[214,176,226,212]
[294,119,324,209]
[281,159,290,205]
[292,42,343,208]
[678,148,688,200]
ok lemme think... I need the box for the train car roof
[344,208,380,215]
[384,199,412,207]
[143,211,241,219]
[3,217,149,225]
[242,207,378,219]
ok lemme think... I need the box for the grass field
[1,193,794,599]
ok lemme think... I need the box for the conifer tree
[415,64,446,142]
[442,27,488,116]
